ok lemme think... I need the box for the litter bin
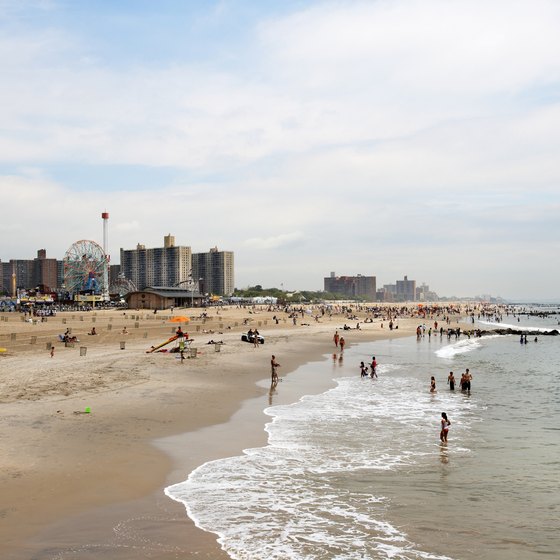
[120,341,126,350]
[80,347,87,356]
[30,336,37,345]
[190,347,197,358]
[214,343,221,352]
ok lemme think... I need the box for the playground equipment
[63,240,108,298]
[146,334,192,353]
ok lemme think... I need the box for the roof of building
[141,286,202,298]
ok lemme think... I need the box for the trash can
[30,336,37,345]
[46,342,52,350]
[120,341,126,350]
[80,347,87,356]
[190,347,197,358]
[214,343,221,352]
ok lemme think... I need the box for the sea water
[166,312,560,559]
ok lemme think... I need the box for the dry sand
[0,304,463,559]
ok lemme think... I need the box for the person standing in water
[447,371,455,391]
[430,376,437,393]
[270,355,280,385]
[359,361,368,377]
[339,336,345,352]
[440,412,450,442]
[370,356,378,378]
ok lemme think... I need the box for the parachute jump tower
[102,212,110,301]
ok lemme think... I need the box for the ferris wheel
[63,240,108,296]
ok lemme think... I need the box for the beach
[0,303,429,559]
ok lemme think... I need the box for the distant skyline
[1,0,559,301]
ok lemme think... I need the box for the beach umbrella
[169,316,190,323]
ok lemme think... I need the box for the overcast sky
[1,0,559,301]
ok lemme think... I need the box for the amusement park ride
[63,239,109,303]
[62,212,135,304]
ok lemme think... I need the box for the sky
[1,0,559,301]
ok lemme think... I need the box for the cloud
[244,232,305,250]
[114,220,141,233]
[0,1,559,299]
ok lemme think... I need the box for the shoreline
[0,305,463,559]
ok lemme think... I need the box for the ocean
[166,311,560,559]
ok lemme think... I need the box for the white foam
[435,338,481,359]
[165,369,471,559]
[479,320,556,333]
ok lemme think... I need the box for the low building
[125,286,204,310]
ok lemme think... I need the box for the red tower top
[102,212,109,219]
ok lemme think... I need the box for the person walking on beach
[447,371,455,391]
[271,355,280,385]
[253,329,260,348]
[50,346,54,358]
[333,331,340,347]
[440,412,450,442]
[430,376,437,393]
[339,336,345,352]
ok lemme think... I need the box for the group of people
[436,369,473,443]
[429,368,473,394]
[333,331,346,351]
[359,356,378,378]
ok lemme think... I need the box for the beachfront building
[324,272,377,301]
[416,282,438,301]
[33,249,58,292]
[396,275,416,302]
[125,286,205,310]
[192,247,235,297]
[0,250,60,295]
[1,260,32,295]
[120,234,192,291]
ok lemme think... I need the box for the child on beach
[359,362,368,377]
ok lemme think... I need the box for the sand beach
[0,303,465,559]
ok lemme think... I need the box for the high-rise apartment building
[324,272,376,300]
[2,260,33,294]
[120,235,192,291]
[192,247,235,296]
[396,275,416,301]
[33,249,58,291]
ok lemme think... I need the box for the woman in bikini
[440,412,450,442]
